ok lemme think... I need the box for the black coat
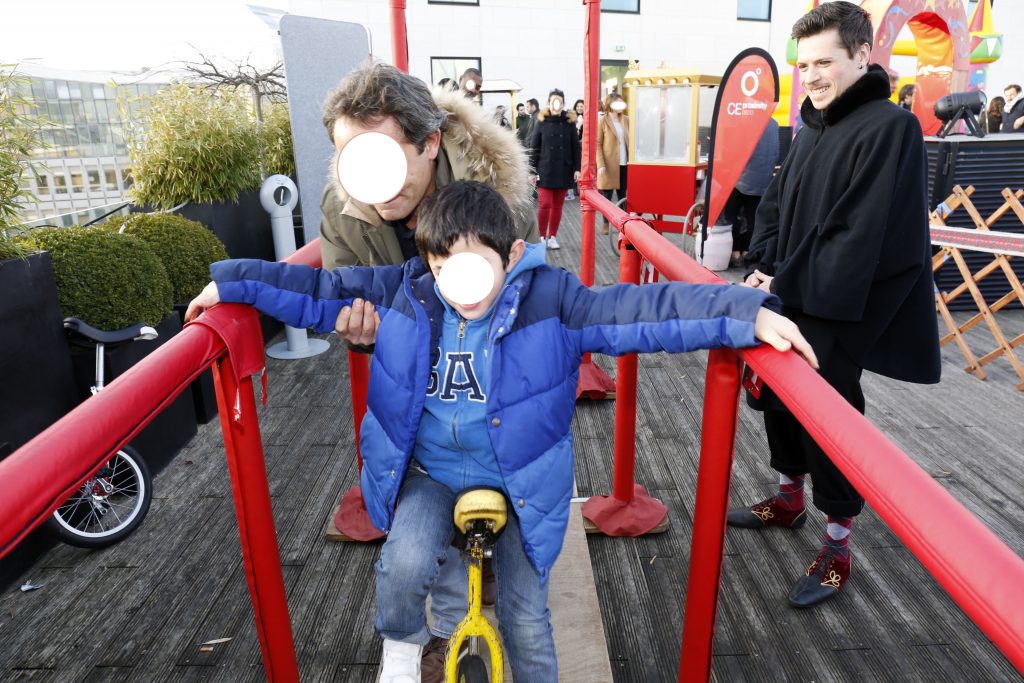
[529,108,581,189]
[1001,97,1024,133]
[745,65,940,384]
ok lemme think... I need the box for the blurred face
[574,101,584,114]
[549,96,563,113]
[796,28,870,110]
[426,236,525,320]
[1005,88,1020,102]
[333,115,440,222]
[517,104,525,115]
[610,99,626,113]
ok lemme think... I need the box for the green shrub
[108,213,228,304]
[126,85,262,209]
[261,100,296,178]
[19,227,173,330]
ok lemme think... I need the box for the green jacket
[320,89,540,269]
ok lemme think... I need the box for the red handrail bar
[581,185,1024,678]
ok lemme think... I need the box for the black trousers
[756,313,866,517]
[599,164,628,210]
[721,188,760,253]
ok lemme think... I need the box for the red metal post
[678,348,743,682]
[575,0,616,400]
[612,243,642,500]
[212,356,300,682]
[581,240,668,535]
[389,0,409,70]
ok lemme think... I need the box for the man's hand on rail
[335,298,381,346]
[184,281,221,323]
[754,308,819,369]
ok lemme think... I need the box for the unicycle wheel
[456,653,489,683]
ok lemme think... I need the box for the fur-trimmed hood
[800,63,890,129]
[536,108,577,125]
[330,88,532,225]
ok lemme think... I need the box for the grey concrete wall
[279,15,369,243]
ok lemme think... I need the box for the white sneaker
[378,639,422,683]
[547,236,560,249]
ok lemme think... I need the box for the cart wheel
[456,653,489,683]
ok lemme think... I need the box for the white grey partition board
[279,16,370,243]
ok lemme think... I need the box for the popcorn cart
[623,68,720,236]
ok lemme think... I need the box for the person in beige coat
[596,92,630,234]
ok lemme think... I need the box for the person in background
[1001,84,1024,132]
[529,89,581,250]
[493,105,510,129]
[730,0,940,609]
[518,98,539,149]
[567,99,585,200]
[887,67,899,96]
[982,95,1004,134]
[459,67,483,104]
[596,92,630,235]
[897,83,914,110]
[437,77,456,92]
[721,117,779,266]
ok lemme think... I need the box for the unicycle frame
[445,544,504,683]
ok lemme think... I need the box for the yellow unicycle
[445,487,507,683]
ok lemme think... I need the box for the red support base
[332,486,386,541]
[581,483,669,536]
[577,355,616,400]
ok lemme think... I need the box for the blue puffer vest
[212,248,775,579]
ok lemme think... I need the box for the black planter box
[0,252,78,461]
[68,312,198,476]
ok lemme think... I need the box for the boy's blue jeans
[375,466,557,682]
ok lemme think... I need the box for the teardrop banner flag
[703,48,780,240]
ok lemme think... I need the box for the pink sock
[775,473,805,511]
[825,516,854,559]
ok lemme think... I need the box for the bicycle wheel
[607,196,629,256]
[455,653,490,683]
[46,446,152,549]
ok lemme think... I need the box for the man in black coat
[1000,84,1024,132]
[727,1,941,608]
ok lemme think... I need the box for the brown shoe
[481,558,496,606]
[421,636,447,683]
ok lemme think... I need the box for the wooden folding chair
[931,185,1024,390]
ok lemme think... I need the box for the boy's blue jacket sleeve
[210,259,402,334]
[558,275,782,355]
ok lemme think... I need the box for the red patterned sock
[825,516,854,559]
[775,473,805,511]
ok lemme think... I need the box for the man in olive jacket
[727,2,940,609]
[319,64,538,276]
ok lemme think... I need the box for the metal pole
[212,357,300,682]
[678,348,742,682]
[612,242,641,501]
[390,0,409,70]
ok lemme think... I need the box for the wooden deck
[2,200,1023,682]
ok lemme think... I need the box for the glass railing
[22,200,132,229]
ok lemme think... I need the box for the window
[93,85,106,99]
[738,0,770,21]
[69,168,84,193]
[428,0,478,4]
[602,0,639,13]
[121,167,133,189]
[36,174,50,196]
[104,167,118,191]
[430,57,482,91]
[86,167,102,192]
[53,173,68,195]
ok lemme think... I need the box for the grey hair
[322,61,448,152]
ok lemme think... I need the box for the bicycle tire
[456,653,490,683]
[46,445,152,549]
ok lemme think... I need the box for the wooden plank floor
[2,199,1023,682]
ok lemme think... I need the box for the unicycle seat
[64,317,158,345]
[453,487,508,537]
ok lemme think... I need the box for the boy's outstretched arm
[754,308,819,369]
